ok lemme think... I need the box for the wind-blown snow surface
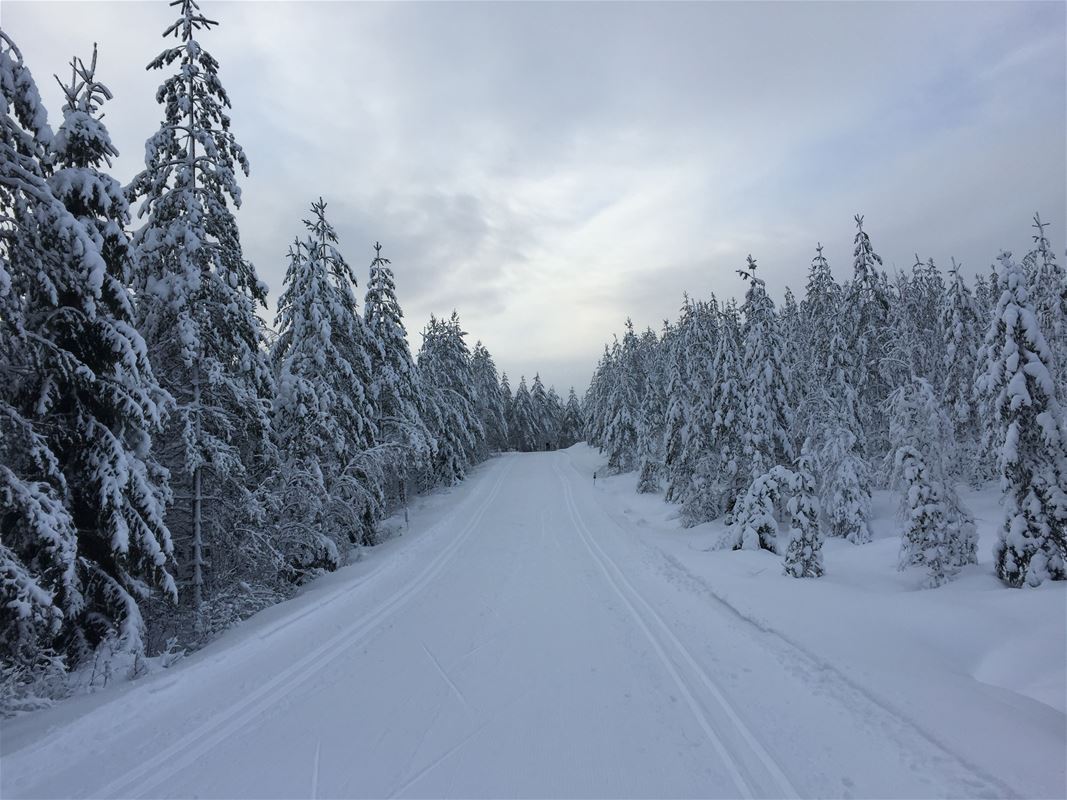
[2,447,1064,798]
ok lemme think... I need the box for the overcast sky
[6,1,1065,393]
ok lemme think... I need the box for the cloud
[4,0,1063,394]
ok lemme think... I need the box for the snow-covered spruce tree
[888,377,976,587]
[559,387,584,448]
[782,442,824,578]
[975,250,1067,587]
[718,466,793,553]
[583,344,614,450]
[940,260,983,482]
[663,298,698,504]
[272,200,382,572]
[602,322,641,473]
[471,342,509,455]
[813,382,873,546]
[545,386,564,449]
[737,255,794,478]
[1,36,177,673]
[1,33,79,674]
[364,241,434,503]
[846,215,891,458]
[1024,213,1066,397]
[417,313,484,485]
[636,369,667,493]
[684,301,744,525]
[795,244,840,431]
[499,372,514,448]
[530,373,552,450]
[127,0,275,626]
[509,376,538,452]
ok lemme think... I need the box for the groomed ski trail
[0,451,1033,799]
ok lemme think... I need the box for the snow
[2,447,1064,798]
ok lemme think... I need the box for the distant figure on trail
[593,471,597,486]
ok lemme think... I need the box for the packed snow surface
[2,447,1064,798]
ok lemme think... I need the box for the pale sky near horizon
[4,1,1065,394]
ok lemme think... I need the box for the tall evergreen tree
[976,251,1067,587]
[888,377,977,587]
[272,200,381,569]
[559,387,584,448]
[364,241,434,498]
[127,0,275,624]
[471,342,509,455]
[738,255,794,478]
[1,36,177,667]
[509,376,538,453]
[417,313,483,485]
[940,260,982,481]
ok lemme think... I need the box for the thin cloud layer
[6,0,1064,393]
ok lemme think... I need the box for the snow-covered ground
[1,447,1064,798]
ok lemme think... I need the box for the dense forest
[585,214,1066,589]
[0,3,579,710]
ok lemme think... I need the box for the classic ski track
[566,456,1021,800]
[92,458,515,800]
[554,457,799,800]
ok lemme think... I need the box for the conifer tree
[471,342,509,455]
[738,255,794,477]
[1,35,177,666]
[636,375,667,493]
[509,376,538,452]
[272,200,382,567]
[662,304,693,503]
[940,260,982,481]
[719,466,793,552]
[847,215,891,456]
[782,443,824,578]
[530,373,551,450]
[888,377,976,586]
[127,0,276,625]
[1024,213,1066,397]
[417,313,484,485]
[559,387,584,448]
[603,325,641,473]
[976,251,1067,587]
[684,301,743,524]
[364,241,434,497]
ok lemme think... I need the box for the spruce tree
[603,325,640,473]
[888,377,977,586]
[782,443,824,578]
[127,0,275,624]
[2,35,177,668]
[738,255,794,478]
[559,387,584,447]
[509,376,538,452]
[417,313,484,485]
[470,342,509,455]
[530,373,551,450]
[364,241,434,497]
[272,200,382,567]
[976,251,1067,587]
[1024,213,1066,397]
[940,260,982,481]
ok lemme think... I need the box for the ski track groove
[564,456,1020,800]
[554,456,799,800]
[91,458,515,800]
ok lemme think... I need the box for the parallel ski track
[554,456,799,800]
[92,458,515,800]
